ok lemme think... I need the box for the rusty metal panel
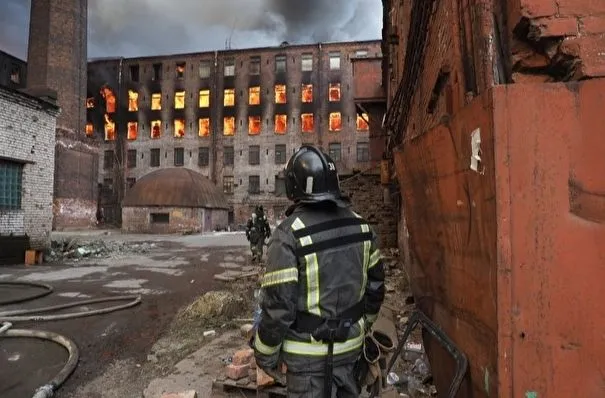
[493,81,605,398]
[395,92,498,397]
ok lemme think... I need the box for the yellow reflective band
[369,249,381,269]
[360,224,371,300]
[291,217,321,316]
[262,267,299,288]
[254,332,281,355]
[283,324,364,356]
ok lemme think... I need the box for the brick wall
[341,172,397,249]
[0,87,59,249]
[122,206,228,234]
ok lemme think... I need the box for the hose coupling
[32,384,54,398]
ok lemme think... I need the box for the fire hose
[0,281,142,398]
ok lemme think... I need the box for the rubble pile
[382,248,437,398]
[44,239,157,262]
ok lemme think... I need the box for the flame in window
[329,83,341,102]
[329,112,341,132]
[151,120,162,139]
[224,89,235,107]
[128,90,139,112]
[224,117,235,136]
[357,113,369,131]
[100,87,116,113]
[151,93,161,110]
[174,119,185,138]
[199,118,210,137]
[85,123,94,137]
[249,116,261,135]
[301,114,314,133]
[104,114,116,141]
[175,91,185,109]
[302,84,313,103]
[86,98,95,109]
[249,87,260,105]
[275,85,287,104]
[176,63,185,78]
[199,90,210,108]
[275,114,287,134]
[127,122,138,140]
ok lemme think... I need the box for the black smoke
[0,0,381,60]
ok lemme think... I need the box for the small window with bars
[224,146,234,166]
[249,145,260,165]
[174,148,185,166]
[198,147,210,167]
[127,149,137,169]
[0,160,23,210]
[150,148,161,167]
[275,144,287,164]
[223,175,234,195]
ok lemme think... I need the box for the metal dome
[122,168,228,209]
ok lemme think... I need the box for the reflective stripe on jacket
[254,202,386,373]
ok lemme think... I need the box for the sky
[0,0,383,61]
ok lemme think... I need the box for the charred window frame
[152,63,162,81]
[275,114,287,134]
[224,146,234,166]
[302,84,313,103]
[129,65,139,82]
[175,91,186,109]
[151,121,162,139]
[249,86,261,105]
[198,147,210,167]
[249,175,260,194]
[275,55,287,73]
[9,64,21,84]
[329,51,341,70]
[224,89,235,107]
[127,149,137,169]
[301,113,314,133]
[356,113,370,131]
[301,53,313,71]
[275,85,287,104]
[248,116,261,135]
[174,147,185,166]
[176,62,186,79]
[103,178,113,192]
[199,118,211,137]
[104,116,116,141]
[86,97,95,109]
[329,83,341,102]
[249,56,261,75]
[223,175,234,195]
[151,93,162,110]
[127,122,138,140]
[150,148,161,167]
[249,145,260,165]
[103,150,114,170]
[174,119,186,138]
[357,142,369,162]
[85,123,94,137]
[274,175,286,196]
[199,89,210,108]
[275,144,287,164]
[199,61,212,78]
[126,178,136,189]
[329,112,342,132]
[0,160,23,210]
[223,117,235,136]
[128,90,139,111]
[224,58,235,76]
[328,143,342,161]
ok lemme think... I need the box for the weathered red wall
[394,79,605,397]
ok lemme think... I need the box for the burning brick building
[87,40,383,226]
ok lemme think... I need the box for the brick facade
[87,41,382,226]
[27,0,98,230]
[0,86,59,249]
[122,206,228,234]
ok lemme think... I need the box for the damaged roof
[123,168,229,209]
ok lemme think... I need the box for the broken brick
[580,16,605,35]
[561,35,605,78]
[530,17,578,38]
[232,348,254,366]
[257,367,275,387]
[520,0,558,18]
[226,363,250,380]
[160,391,196,398]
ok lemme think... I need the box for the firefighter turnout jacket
[254,202,386,374]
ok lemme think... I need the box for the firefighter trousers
[285,362,360,398]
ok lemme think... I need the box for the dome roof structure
[123,168,228,209]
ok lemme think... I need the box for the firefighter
[252,145,385,397]
[246,212,262,262]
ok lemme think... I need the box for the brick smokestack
[27,0,99,230]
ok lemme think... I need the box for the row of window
[125,50,365,83]
[103,142,370,171]
[89,83,342,113]
[92,112,369,141]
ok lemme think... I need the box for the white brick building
[0,86,59,256]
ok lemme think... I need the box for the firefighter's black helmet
[285,145,342,203]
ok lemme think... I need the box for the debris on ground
[44,238,157,262]
[176,291,245,325]
[160,391,197,398]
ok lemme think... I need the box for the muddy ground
[0,230,253,398]
[0,230,425,398]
